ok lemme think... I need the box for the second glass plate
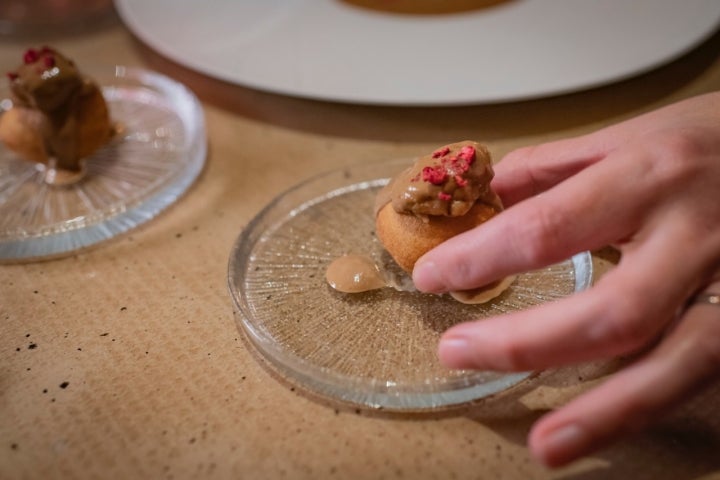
[0,66,206,261]
[228,159,593,411]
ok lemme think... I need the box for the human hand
[412,92,720,466]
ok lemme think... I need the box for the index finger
[412,146,653,294]
[492,134,606,207]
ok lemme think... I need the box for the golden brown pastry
[340,0,511,15]
[0,46,113,171]
[375,141,514,303]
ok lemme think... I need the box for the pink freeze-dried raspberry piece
[422,165,447,185]
[457,145,476,163]
[422,145,478,187]
[432,146,450,158]
[23,48,39,64]
[438,192,452,201]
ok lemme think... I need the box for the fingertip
[528,421,554,467]
[437,336,471,369]
[529,418,587,468]
[412,257,446,293]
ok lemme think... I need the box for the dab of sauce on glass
[326,254,515,303]
[325,254,386,293]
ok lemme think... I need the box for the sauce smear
[326,254,386,293]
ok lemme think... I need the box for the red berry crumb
[438,192,452,201]
[432,147,450,158]
[422,165,447,185]
[23,49,39,64]
[43,55,55,68]
[457,145,476,164]
[7,72,19,81]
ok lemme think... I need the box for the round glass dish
[228,160,593,411]
[0,66,206,261]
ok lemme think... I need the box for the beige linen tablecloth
[2,14,720,480]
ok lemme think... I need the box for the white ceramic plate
[115,0,720,105]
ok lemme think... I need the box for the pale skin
[412,92,720,467]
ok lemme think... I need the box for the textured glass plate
[0,66,206,261]
[228,160,592,411]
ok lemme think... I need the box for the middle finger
[437,225,696,371]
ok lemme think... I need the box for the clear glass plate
[227,160,593,411]
[0,66,206,261]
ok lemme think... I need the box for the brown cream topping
[11,47,83,112]
[378,141,502,218]
[7,47,97,171]
[326,254,386,293]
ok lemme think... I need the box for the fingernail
[438,337,470,368]
[413,259,445,292]
[536,424,586,465]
